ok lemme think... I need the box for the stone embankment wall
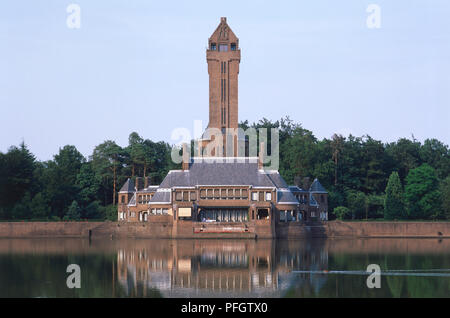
[0,220,449,239]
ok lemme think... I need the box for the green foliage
[0,118,449,221]
[101,205,118,221]
[30,192,50,219]
[334,206,351,220]
[64,200,81,220]
[440,176,450,219]
[405,164,443,219]
[384,172,406,220]
[346,191,367,219]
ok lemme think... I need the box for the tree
[331,134,345,186]
[0,142,36,210]
[334,206,351,220]
[419,139,450,179]
[384,172,406,220]
[405,164,442,219]
[346,191,367,219]
[91,141,123,206]
[30,193,51,219]
[439,176,450,219]
[65,201,81,220]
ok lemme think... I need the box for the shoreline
[0,220,449,239]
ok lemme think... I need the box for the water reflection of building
[115,240,330,297]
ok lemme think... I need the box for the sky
[0,0,449,161]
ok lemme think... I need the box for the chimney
[135,177,144,191]
[294,176,302,188]
[258,141,265,170]
[144,176,151,189]
[182,143,190,171]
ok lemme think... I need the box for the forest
[0,117,449,221]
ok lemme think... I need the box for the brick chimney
[182,143,190,171]
[144,176,151,189]
[258,141,265,170]
[135,177,144,191]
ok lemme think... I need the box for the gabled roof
[119,178,135,193]
[149,190,171,205]
[277,189,299,205]
[309,178,327,193]
[158,158,283,189]
[209,17,238,44]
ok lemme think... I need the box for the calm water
[0,238,449,298]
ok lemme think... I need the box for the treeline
[0,132,178,221]
[0,117,449,221]
[240,117,450,220]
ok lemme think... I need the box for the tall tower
[206,17,240,131]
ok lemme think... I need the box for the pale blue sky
[1,0,449,160]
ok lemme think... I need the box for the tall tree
[384,171,406,220]
[91,141,123,205]
[405,164,442,219]
[331,134,345,186]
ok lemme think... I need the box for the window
[219,44,228,52]
[190,191,196,201]
[234,189,241,199]
[231,43,236,51]
[207,189,213,199]
[228,189,234,199]
[162,209,168,215]
[221,189,227,199]
[183,191,189,201]
[242,189,248,199]
[214,189,220,199]
[175,192,182,201]
[251,192,258,201]
[311,211,316,217]
[200,189,206,199]
[121,196,125,204]
[265,192,272,201]
[210,43,216,50]
[131,212,135,218]
[259,191,264,202]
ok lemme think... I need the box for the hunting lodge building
[117,18,328,237]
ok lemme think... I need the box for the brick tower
[199,17,241,157]
[207,17,240,130]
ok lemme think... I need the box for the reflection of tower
[201,17,241,156]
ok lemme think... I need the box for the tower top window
[231,43,237,51]
[219,44,228,52]
[210,43,217,51]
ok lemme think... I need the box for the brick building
[117,18,328,230]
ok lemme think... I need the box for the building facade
[117,18,328,234]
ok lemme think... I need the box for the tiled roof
[119,178,135,193]
[159,158,282,188]
[149,190,171,204]
[277,189,299,204]
[309,178,327,193]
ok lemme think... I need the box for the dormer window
[210,43,217,50]
[219,44,228,52]
[231,43,236,51]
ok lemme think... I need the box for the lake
[0,238,448,297]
